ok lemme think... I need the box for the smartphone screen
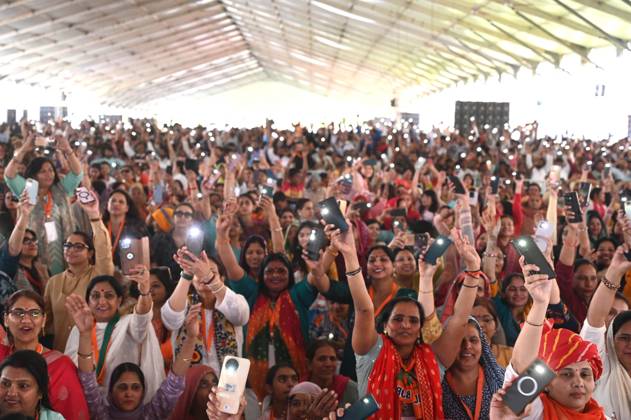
[577,182,592,208]
[339,394,380,419]
[511,236,556,279]
[563,192,582,223]
[503,359,555,415]
[217,356,250,414]
[491,176,500,194]
[24,178,39,205]
[423,235,452,265]
[414,233,429,257]
[318,197,349,232]
[449,176,466,194]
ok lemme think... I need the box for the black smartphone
[259,185,274,198]
[449,176,466,194]
[503,359,556,415]
[186,226,204,257]
[305,228,326,261]
[511,236,556,279]
[318,197,349,232]
[414,233,429,257]
[389,208,406,218]
[563,192,582,223]
[423,235,453,265]
[339,394,380,420]
[184,158,199,173]
[577,182,592,208]
[491,176,500,194]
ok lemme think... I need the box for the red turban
[538,322,603,380]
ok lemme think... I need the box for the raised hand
[185,303,201,338]
[17,192,34,220]
[206,387,246,419]
[489,379,533,420]
[78,189,100,219]
[518,256,552,305]
[65,294,94,334]
[451,227,480,271]
[605,245,631,282]
[174,248,213,280]
[301,249,324,277]
[306,389,339,420]
[56,135,73,154]
[323,221,355,257]
[223,198,238,217]
[126,265,150,295]
[215,214,232,239]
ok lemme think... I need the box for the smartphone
[119,237,150,275]
[449,176,466,194]
[503,359,556,415]
[624,201,631,217]
[259,185,274,198]
[511,236,556,279]
[577,182,592,208]
[337,175,353,195]
[414,233,429,257]
[228,153,240,171]
[305,228,326,261]
[75,187,95,204]
[423,235,453,265]
[318,197,349,232]
[24,178,39,205]
[469,190,478,204]
[185,158,199,173]
[563,192,582,223]
[204,169,222,190]
[389,208,406,218]
[217,356,251,414]
[186,226,204,257]
[491,176,500,195]
[339,394,380,419]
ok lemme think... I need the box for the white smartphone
[217,356,250,414]
[24,178,39,205]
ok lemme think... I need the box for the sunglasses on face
[63,242,89,251]
[174,211,194,218]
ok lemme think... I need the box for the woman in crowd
[169,365,217,420]
[286,382,338,420]
[306,339,358,407]
[44,191,115,352]
[0,194,48,295]
[258,364,299,420]
[471,297,512,367]
[161,247,249,376]
[587,210,607,248]
[392,246,420,291]
[580,243,631,419]
[64,273,164,402]
[130,267,174,373]
[505,256,607,419]
[0,290,88,420]
[0,350,65,419]
[335,214,479,418]
[102,189,148,268]
[492,273,530,346]
[66,292,198,420]
[290,221,321,281]
[4,135,83,275]
[441,318,505,419]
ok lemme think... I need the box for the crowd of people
[0,115,629,420]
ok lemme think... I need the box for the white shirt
[161,288,249,374]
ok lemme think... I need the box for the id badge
[44,220,58,242]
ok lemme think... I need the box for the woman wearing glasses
[0,290,88,420]
[64,273,165,404]
[43,192,115,352]
[0,192,48,297]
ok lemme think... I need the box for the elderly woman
[580,244,631,419]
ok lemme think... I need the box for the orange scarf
[367,334,443,420]
[246,291,307,400]
[540,394,606,420]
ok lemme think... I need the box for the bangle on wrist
[601,277,619,291]
[272,227,283,232]
[181,272,194,281]
[139,290,151,297]
[346,267,361,277]
[78,351,93,359]
[462,282,479,289]
[526,319,544,327]
[89,217,101,222]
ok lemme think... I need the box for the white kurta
[65,310,165,404]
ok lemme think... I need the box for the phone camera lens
[225,358,239,372]
[126,252,134,260]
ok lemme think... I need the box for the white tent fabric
[1,0,630,107]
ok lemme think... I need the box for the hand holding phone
[24,178,39,205]
[318,197,349,232]
[305,228,326,261]
[119,237,150,276]
[490,176,500,195]
[563,192,582,223]
[449,176,466,195]
[76,187,96,205]
[339,394,380,419]
[186,226,204,257]
[503,359,555,415]
[217,356,250,414]
[423,235,453,265]
[512,236,556,279]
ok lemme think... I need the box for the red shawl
[169,364,214,420]
[367,335,443,420]
[540,394,606,420]
[0,344,89,420]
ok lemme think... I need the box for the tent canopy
[1,0,630,107]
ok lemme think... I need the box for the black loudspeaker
[39,106,55,123]
[454,101,509,135]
